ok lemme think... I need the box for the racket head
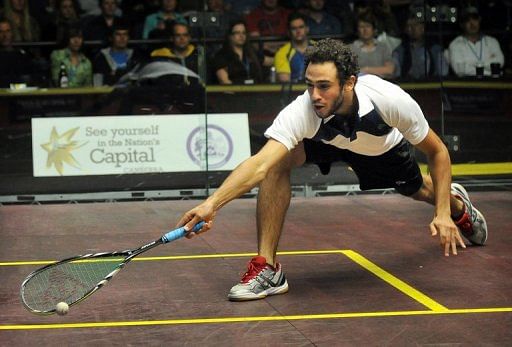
[20,252,131,315]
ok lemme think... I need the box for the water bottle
[269,66,276,83]
[58,63,69,88]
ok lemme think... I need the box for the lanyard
[465,37,483,61]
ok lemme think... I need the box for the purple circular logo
[186,124,233,169]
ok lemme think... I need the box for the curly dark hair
[304,38,360,84]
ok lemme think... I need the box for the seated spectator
[204,0,240,40]
[354,1,399,38]
[274,12,312,83]
[350,11,394,79]
[93,19,140,85]
[212,20,264,84]
[224,0,260,17]
[50,25,92,87]
[393,15,448,80]
[323,0,355,38]
[246,0,292,56]
[142,0,186,39]
[446,7,504,77]
[82,0,119,44]
[1,0,40,42]
[120,0,160,39]
[150,21,205,83]
[303,0,341,37]
[41,0,81,42]
[77,0,121,16]
[0,17,32,87]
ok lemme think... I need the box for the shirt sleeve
[264,92,319,150]
[379,87,429,145]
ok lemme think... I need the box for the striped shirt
[264,74,429,156]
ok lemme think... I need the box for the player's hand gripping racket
[20,222,204,315]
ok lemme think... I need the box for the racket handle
[161,221,205,243]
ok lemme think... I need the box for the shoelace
[241,260,267,283]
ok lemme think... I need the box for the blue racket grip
[161,221,205,243]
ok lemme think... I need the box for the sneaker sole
[228,281,289,301]
[451,183,488,245]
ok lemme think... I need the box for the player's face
[305,62,345,119]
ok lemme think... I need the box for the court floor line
[1,250,450,312]
[1,308,512,330]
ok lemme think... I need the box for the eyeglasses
[231,31,246,35]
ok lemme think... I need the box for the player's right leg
[411,175,488,245]
[228,142,306,301]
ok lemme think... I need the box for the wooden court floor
[1,191,511,346]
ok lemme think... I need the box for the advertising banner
[32,114,250,177]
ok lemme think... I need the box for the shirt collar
[354,81,374,117]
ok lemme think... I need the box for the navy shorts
[303,138,423,196]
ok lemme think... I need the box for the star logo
[40,127,87,175]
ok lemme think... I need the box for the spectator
[0,17,32,87]
[393,15,448,80]
[142,0,185,39]
[323,0,355,38]
[150,21,205,83]
[354,0,399,38]
[274,12,312,83]
[82,0,119,44]
[93,19,139,85]
[1,0,40,42]
[303,0,341,37]
[77,0,121,16]
[41,0,81,42]
[246,0,291,56]
[204,0,240,40]
[120,0,160,39]
[212,20,264,84]
[224,0,260,17]
[446,6,504,77]
[351,11,394,79]
[50,25,92,87]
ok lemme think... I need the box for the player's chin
[314,109,330,119]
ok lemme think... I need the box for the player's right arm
[177,139,289,234]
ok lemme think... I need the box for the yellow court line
[5,250,445,314]
[341,250,448,311]
[0,250,345,266]
[1,308,512,330]
[419,162,512,176]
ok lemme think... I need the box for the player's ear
[343,75,357,92]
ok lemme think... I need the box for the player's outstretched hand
[429,215,466,256]
[177,201,216,239]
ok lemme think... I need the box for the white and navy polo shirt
[264,74,430,156]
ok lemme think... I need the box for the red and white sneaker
[228,256,288,301]
[451,183,488,245]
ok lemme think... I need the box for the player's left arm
[414,128,464,255]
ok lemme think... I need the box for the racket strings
[22,258,124,312]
